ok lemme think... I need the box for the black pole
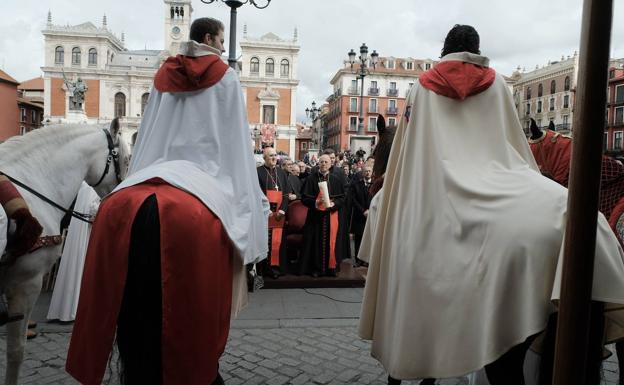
[552,0,613,384]
[227,5,239,69]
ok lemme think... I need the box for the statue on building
[62,72,87,111]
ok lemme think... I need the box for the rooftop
[0,69,19,85]
[18,77,44,91]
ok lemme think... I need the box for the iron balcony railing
[387,88,399,97]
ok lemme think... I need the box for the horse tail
[116,194,163,385]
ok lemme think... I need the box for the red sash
[267,190,283,267]
[316,193,338,269]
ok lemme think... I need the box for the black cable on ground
[301,288,362,304]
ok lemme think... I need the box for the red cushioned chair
[284,200,308,263]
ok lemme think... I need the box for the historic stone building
[239,28,300,156]
[606,66,624,154]
[323,56,437,155]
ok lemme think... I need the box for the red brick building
[606,67,624,154]
[323,57,436,155]
[18,77,44,135]
[0,69,20,141]
[294,122,312,161]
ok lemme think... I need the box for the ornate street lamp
[348,43,379,135]
[200,0,272,69]
[306,101,322,150]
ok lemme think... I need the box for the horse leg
[4,276,43,385]
[485,335,535,385]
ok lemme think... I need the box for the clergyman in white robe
[47,182,100,322]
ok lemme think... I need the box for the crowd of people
[254,146,375,279]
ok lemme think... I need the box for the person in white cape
[66,17,269,385]
[46,182,99,322]
[358,24,624,385]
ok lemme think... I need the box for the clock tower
[164,0,192,54]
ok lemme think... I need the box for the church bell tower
[164,0,192,54]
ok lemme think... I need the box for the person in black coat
[350,165,373,265]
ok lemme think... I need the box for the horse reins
[1,129,122,225]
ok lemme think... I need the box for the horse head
[372,114,397,179]
[84,118,131,197]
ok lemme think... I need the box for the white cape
[114,50,269,266]
[47,182,99,321]
[358,54,624,379]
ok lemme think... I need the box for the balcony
[387,88,399,97]
[386,107,398,115]
[368,87,379,96]
[348,86,360,95]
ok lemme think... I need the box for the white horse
[0,119,130,385]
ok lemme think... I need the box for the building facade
[17,77,45,135]
[239,30,300,156]
[323,56,436,154]
[606,66,624,153]
[0,70,20,141]
[511,54,580,135]
[41,1,191,141]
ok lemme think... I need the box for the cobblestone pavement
[0,326,620,385]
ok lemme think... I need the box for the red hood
[419,60,496,100]
[154,54,229,93]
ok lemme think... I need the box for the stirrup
[0,293,24,326]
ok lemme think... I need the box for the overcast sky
[1,0,623,122]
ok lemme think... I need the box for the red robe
[66,180,233,385]
[528,129,573,187]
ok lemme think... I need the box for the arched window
[280,59,290,77]
[141,93,150,115]
[88,48,97,66]
[250,57,259,74]
[72,47,81,65]
[54,46,64,64]
[265,58,274,76]
[538,83,543,97]
[114,92,126,117]
[550,80,556,94]
[526,86,531,100]
[564,76,571,91]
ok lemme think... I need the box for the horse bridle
[1,129,123,224]
[92,129,122,187]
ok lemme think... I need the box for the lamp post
[348,43,379,135]
[200,0,271,69]
[306,101,322,155]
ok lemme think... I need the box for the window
[20,108,26,122]
[349,98,358,112]
[88,48,97,66]
[20,126,26,135]
[604,132,609,151]
[369,98,377,113]
[31,110,36,123]
[550,97,555,111]
[564,76,571,91]
[280,59,289,77]
[406,62,413,70]
[550,80,556,94]
[370,81,377,89]
[563,115,569,126]
[537,101,542,113]
[526,103,530,115]
[72,47,81,65]
[389,99,397,109]
[425,63,431,70]
[526,87,531,100]
[563,95,570,109]
[368,116,377,131]
[250,57,259,74]
[301,142,307,150]
[141,93,150,115]
[389,117,396,126]
[390,82,397,90]
[537,119,542,128]
[55,46,64,64]
[616,107,624,125]
[610,70,616,79]
[387,60,395,69]
[265,58,274,76]
[616,85,624,103]
[615,131,623,150]
[349,116,358,131]
[114,92,126,117]
[263,105,275,124]
[538,83,543,97]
